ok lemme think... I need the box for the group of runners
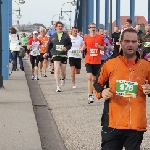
[19,17,150,149]
[26,19,150,103]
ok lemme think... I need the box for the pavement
[0,69,42,150]
[0,58,150,150]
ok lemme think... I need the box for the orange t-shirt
[38,36,49,53]
[84,34,105,64]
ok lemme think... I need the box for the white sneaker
[72,85,76,88]
[88,96,94,104]
[34,76,39,80]
[56,85,61,92]
[61,79,65,86]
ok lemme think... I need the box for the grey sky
[12,0,148,28]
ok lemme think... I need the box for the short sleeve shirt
[84,34,105,64]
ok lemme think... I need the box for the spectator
[9,27,24,71]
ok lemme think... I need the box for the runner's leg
[54,61,61,83]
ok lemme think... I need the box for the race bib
[32,49,40,56]
[56,45,64,51]
[32,44,40,56]
[90,49,98,56]
[116,80,138,98]
[143,42,150,47]
[71,50,80,56]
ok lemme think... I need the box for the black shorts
[30,55,40,69]
[101,127,144,150]
[40,53,47,62]
[85,64,100,76]
[53,56,67,64]
[69,57,81,69]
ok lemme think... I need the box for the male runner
[94,28,150,150]
[68,27,83,88]
[81,23,105,104]
[45,21,72,92]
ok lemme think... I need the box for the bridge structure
[0,0,150,81]
[74,0,150,34]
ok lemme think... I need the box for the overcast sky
[12,0,148,28]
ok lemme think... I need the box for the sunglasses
[89,27,96,29]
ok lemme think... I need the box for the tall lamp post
[13,1,22,26]
[60,0,76,29]
[0,0,3,87]
[67,0,76,29]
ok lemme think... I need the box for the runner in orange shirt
[38,28,49,77]
[81,23,106,104]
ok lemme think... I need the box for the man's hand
[141,80,150,95]
[62,47,67,51]
[102,87,113,100]
[80,44,86,52]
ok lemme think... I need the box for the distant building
[112,16,148,32]
[13,23,47,33]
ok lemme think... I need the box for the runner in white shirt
[68,27,83,88]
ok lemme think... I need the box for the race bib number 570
[116,80,138,98]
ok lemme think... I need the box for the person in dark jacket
[45,21,72,92]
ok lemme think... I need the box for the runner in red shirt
[81,23,106,104]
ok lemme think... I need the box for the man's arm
[93,62,109,99]
[46,37,53,53]
[65,35,72,50]
[95,37,106,50]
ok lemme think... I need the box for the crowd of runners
[9,18,150,149]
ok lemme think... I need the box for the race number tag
[71,50,80,56]
[32,44,40,56]
[143,42,150,47]
[90,49,98,56]
[56,45,64,51]
[32,49,40,56]
[116,80,138,98]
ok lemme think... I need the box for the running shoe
[34,76,39,80]
[56,85,61,92]
[32,75,34,80]
[88,95,94,104]
[43,74,47,77]
[72,85,76,89]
